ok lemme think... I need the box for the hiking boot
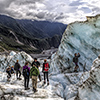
[27,87,30,90]
[18,78,22,80]
[25,87,27,90]
[7,78,10,82]
[34,89,38,93]
[44,81,46,84]
[33,88,38,93]
[47,82,49,85]
[33,88,35,91]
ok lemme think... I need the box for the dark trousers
[74,62,79,72]
[38,74,41,81]
[16,70,21,78]
[24,76,30,88]
[44,72,49,82]
[7,71,11,78]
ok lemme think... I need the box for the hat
[44,59,47,62]
[11,66,14,68]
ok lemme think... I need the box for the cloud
[0,0,100,24]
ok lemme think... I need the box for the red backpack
[44,63,49,72]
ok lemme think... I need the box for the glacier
[51,15,100,73]
[50,15,100,100]
[1,15,100,100]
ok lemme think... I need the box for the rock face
[51,15,100,73]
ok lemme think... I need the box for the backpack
[44,63,49,72]
[11,68,14,74]
[14,64,17,70]
[73,57,75,63]
[23,67,29,77]
[6,67,11,73]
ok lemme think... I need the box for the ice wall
[51,15,100,73]
[0,51,33,71]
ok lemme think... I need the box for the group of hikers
[6,58,50,92]
[6,53,80,92]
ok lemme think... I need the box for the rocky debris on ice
[51,15,100,73]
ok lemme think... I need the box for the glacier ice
[0,51,64,100]
[51,15,100,73]
[50,15,100,100]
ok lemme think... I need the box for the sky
[0,0,100,24]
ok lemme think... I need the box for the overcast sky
[0,0,100,24]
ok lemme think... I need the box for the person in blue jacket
[6,66,15,81]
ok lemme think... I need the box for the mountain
[0,15,67,53]
[17,19,66,38]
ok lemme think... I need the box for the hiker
[14,60,21,79]
[73,53,80,72]
[42,59,50,85]
[30,64,39,92]
[31,58,41,81]
[23,62,30,90]
[6,66,15,81]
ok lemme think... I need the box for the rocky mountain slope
[17,19,66,38]
[0,15,67,53]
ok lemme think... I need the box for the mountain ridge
[0,15,67,53]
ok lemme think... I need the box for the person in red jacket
[42,59,50,85]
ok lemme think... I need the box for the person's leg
[47,72,49,84]
[27,76,30,89]
[24,77,27,89]
[32,76,35,90]
[38,74,41,81]
[7,72,11,81]
[74,63,79,72]
[18,70,21,78]
[34,76,37,91]
[8,72,11,78]
[16,71,18,79]
[44,72,46,84]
